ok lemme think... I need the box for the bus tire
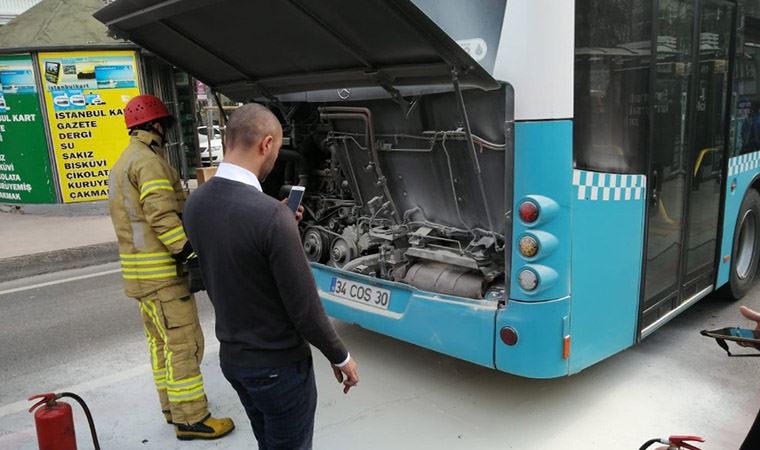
[726,189,760,300]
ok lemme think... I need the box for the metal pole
[205,85,213,164]
[212,92,226,156]
[451,69,494,231]
[31,52,63,203]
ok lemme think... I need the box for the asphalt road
[1,263,759,449]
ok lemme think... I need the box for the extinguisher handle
[27,393,57,413]
[669,435,705,450]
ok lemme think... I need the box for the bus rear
[96,0,756,379]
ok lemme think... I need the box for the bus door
[641,0,734,336]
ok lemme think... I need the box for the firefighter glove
[185,256,205,293]
[172,240,194,263]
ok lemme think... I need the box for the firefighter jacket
[109,129,188,299]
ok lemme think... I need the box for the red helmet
[124,94,172,129]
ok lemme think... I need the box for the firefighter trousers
[137,284,208,425]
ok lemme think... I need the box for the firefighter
[108,94,234,440]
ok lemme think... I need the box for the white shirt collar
[213,162,262,192]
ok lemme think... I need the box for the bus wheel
[727,189,760,300]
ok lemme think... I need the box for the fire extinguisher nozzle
[27,392,56,413]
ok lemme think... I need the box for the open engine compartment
[263,85,513,300]
[93,0,513,302]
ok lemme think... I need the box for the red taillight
[518,200,539,223]
[500,327,519,346]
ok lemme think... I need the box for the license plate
[329,277,391,310]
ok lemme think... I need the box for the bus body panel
[569,170,646,373]
[717,151,760,288]
[494,0,575,121]
[312,265,498,369]
[495,297,571,378]
[511,120,573,301]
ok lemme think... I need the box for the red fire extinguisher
[28,392,101,450]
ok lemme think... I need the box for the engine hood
[94,0,500,101]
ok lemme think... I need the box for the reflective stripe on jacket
[108,129,188,298]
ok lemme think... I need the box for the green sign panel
[0,54,56,203]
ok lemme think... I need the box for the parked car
[198,125,223,166]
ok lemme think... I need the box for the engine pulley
[303,228,330,263]
[331,237,358,267]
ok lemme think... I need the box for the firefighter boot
[175,414,235,440]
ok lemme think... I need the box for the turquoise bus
[96,0,760,378]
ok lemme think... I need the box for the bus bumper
[494,296,571,379]
[312,264,497,369]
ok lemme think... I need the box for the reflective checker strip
[728,150,760,176]
[572,169,646,201]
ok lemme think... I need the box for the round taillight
[518,200,539,223]
[518,235,539,258]
[500,327,518,346]
[518,268,538,291]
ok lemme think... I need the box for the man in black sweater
[183,103,359,450]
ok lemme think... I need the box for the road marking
[0,341,220,418]
[0,268,121,296]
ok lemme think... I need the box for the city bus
[95,0,760,378]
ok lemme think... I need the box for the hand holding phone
[701,326,760,356]
[286,186,305,213]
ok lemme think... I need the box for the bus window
[732,9,760,157]
[574,0,653,174]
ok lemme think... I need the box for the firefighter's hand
[280,199,305,222]
[186,256,205,293]
[332,358,359,394]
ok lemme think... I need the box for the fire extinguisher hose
[58,392,101,450]
[638,439,661,450]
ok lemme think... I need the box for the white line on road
[0,341,221,418]
[0,269,121,296]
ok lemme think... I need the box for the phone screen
[287,187,305,213]
[729,327,758,339]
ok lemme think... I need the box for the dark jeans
[221,357,317,450]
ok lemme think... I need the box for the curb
[0,201,109,217]
[0,242,119,283]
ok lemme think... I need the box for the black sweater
[183,177,347,367]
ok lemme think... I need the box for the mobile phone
[728,327,758,339]
[287,186,305,213]
[701,326,760,355]
[701,327,760,342]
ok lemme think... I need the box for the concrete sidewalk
[0,212,118,282]
[0,181,200,282]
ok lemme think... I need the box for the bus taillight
[518,200,539,223]
[500,327,518,346]
[518,235,539,258]
[517,268,538,291]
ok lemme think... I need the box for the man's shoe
[162,410,172,424]
[175,414,235,441]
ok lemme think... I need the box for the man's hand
[740,306,760,330]
[332,358,359,394]
[739,306,760,348]
[279,198,305,222]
